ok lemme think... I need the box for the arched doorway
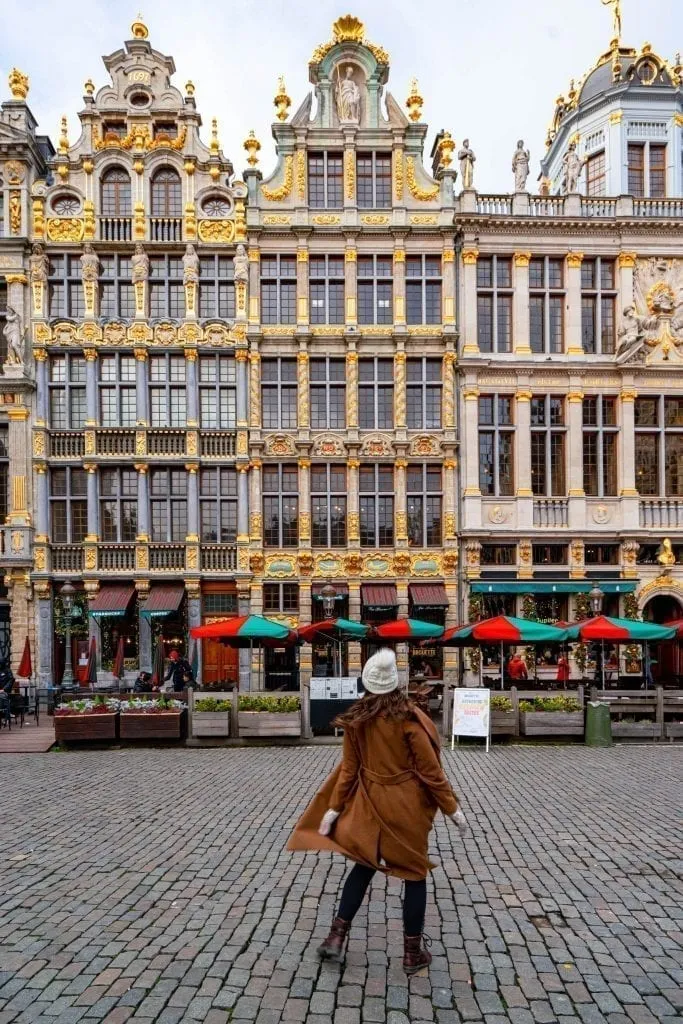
[643,594,683,682]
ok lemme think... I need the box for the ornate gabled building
[240,14,459,688]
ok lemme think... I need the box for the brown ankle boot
[403,932,432,974]
[317,917,350,962]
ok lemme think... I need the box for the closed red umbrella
[86,637,97,687]
[112,636,125,681]
[18,637,32,679]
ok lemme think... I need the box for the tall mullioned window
[100,468,137,542]
[357,152,391,208]
[476,256,512,353]
[407,465,442,547]
[99,354,136,427]
[199,355,236,429]
[628,142,667,198]
[359,465,394,548]
[310,358,346,430]
[406,358,441,430]
[359,358,393,430]
[308,152,343,208]
[261,358,297,430]
[478,395,514,496]
[531,395,566,496]
[99,254,135,318]
[100,167,132,239]
[48,254,84,318]
[583,396,618,497]
[50,467,87,544]
[311,464,347,548]
[198,255,235,319]
[263,583,299,613]
[49,354,87,429]
[199,467,238,543]
[150,167,182,217]
[406,255,442,325]
[635,396,683,496]
[529,256,564,354]
[585,151,606,196]
[357,255,392,324]
[150,468,188,541]
[581,258,616,354]
[263,464,298,548]
[310,255,344,324]
[148,354,187,428]
[260,254,296,324]
[149,255,184,318]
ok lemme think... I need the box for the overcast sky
[3,0,682,193]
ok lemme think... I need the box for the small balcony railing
[529,196,565,217]
[147,430,186,456]
[200,431,236,458]
[99,216,132,241]
[52,545,84,573]
[50,432,85,458]
[634,198,683,219]
[99,544,136,572]
[581,198,617,218]
[149,217,182,242]
[149,543,186,571]
[639,500,683,529]
[533,499,569,528]
[200,545,237,572]
[475,195,512,216]
[96,429,137,457]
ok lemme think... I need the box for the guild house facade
[0,9,681,689]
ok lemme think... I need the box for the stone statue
[561,142,585,194]
[233,243,248,284]
[131,243,150,283]
[601,0,622,41]
[335,65,360,123]
[512,140,530,192]
[458,139,475,189]
[3,307,24,366]
[656,537,676,571]
[182,243,200,285]
[617,305,650,360]
[29,243,48,284]
[80,243,100,282]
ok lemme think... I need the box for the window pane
[530,295,544,353]
[603,433,617,496]
[499,433,514,495]
[497,295,512,353]
[636,434,659,495]
[479,433,494,494]
[583,433,598,495]
[665,435,683,496]
[531,432,546,495]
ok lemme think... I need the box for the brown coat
[287,708,458,881]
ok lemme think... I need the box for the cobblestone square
[1,745,682,1023]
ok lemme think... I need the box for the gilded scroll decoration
[261,155,294,202]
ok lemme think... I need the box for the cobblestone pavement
[1,746,682,1024]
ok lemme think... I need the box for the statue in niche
[561,142,585,194]
[131,242,150,283]
[335,65,361,123]
[80,243,100,281]
[3,307,24,366]
[183,243,200,284]
[233,244,249,284]
[458,139,475,189]
[511,140,530,192]
[29,243,49,284]
[617,305,649,360]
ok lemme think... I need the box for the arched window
[151,168,182,217]
[100,167,131,216]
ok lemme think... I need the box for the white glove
[318,809,340,836]
[451,808,468,835]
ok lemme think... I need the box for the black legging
[337,863,427,935]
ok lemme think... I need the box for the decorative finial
[84,78,95,96]
[406,78,423,122]
[59,116,69,155]
[438,131,455,170]
[185,80,195,97]
[274,76,291,122]
[8,68,29,101]
[243,129,261,168]
[332,14,365,44]
[131,13,149,39]
[210,118,220,154]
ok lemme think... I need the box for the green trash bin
[585,701,612,746]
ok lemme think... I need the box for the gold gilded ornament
[406,78,423,122]
[274,76,291,121]
[296,149,306,200]
[197,219,235,243]
[243,130,261,167]
[8,68,29,100]
[344,150,355,199]
[406,157,439,201]
[261,155,294,202]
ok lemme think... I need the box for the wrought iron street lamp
[588,586,605,689]
[59,580,76,689]
[320,584,338,675]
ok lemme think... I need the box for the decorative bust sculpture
[657,537,676,570]
[336,65,360,123]
[131,243,150,283]
[29,243,49,284]
[80,243,100,282]
[458,139,475,189]
[512,139,530,192]
[182,243,200,284]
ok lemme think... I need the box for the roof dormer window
[154,122,178,139]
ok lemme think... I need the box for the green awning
[88,584,135,619]
[471,581,636,595]
[140,584,185,619]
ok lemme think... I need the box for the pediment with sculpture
[617,258,683,364]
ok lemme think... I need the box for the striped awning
[88,584,135,619]
[409,583,449,607]
[140,584,185,619]
[361,583,398,610]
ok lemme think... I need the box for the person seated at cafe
[164,650,194,692]
[133,670,152,694]
[0,661,15,695]
[507,652,528,681]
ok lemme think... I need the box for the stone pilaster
[248,248,260,325]
[134,348,148,426]
[249,459,262,542]
[347,458,360,544]
[567,389,586,531]
[35,584,54,687]
[395,458,408,544]
[442,247,456,328]
[136,581,152,672]
[443,457,457,541]
[393,246,406,326]
[297,350,309,430]
[34,348,48,424]
[83,460,99,540]
[442,351,456,430]
[236,464,249,543]
[298,458,311,545]
[566,252,584,355]
[462,387,481,496]
[236,348,248,428]
[345,245,357,326]
[84,348,98,426]
[348,581,362,676]
[238,584,251,690]
[618,251,637,312]
[394,351,406,429]
[135,463,149,540]
[297,246,309,326]
[513,251,532,354]
[185,348,198,426]
[249,350,261,428]
[461,247,479,354]
[620,386,639,531]
[346,350,358,429]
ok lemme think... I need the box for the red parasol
[17,637,32,678]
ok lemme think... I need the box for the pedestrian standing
[164,650,193,692]
[287,648,467,974]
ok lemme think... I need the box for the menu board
[451,688,490,751]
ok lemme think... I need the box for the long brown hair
[333,689,415,729]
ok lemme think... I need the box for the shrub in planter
[120,697,186,740]
[192,697,231,738]
[54,697,119,742]
[490,695,517,736]
[238,694,301,737]
[611,715,662,739]
[519,695,584,737]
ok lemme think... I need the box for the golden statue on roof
[601,0,621,44]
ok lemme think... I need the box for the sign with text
[451,688,490,751]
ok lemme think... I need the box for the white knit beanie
[362,648,399,695]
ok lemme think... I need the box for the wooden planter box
[665,722,683,739]
[192,711,230,738]
[491,710,517,735]
[520,711,584,737]
[54,713,117,742]
[611,720,662,739]
[120,712,184,740]
[238,711,301,738]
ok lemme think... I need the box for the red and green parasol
[563,616,675,642]
[373,618,445,641]
[438,615,568,645]
[297,618,370,643]
[190,614,297,646]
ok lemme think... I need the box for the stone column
[463,387,481,496]
[185,348,198,426]
[248,248,260,326]
[186,463,199,539]
[394,351,406,430]
[297,246,309,326]
[297,350,309,430]
[515,389,533,531]
[136,581,152,672]
[249,350,261,428]
[134,348,149,426]
[442,247,456,328]
[513,251,531,354]
[347,458,360,544]
[461,247,479,354]
[348,582,362,676]
[620,386,639,531]
[84,461,99,539]
[186,581,201,679]
[443,457,457,541]
[442,351,456,430]
[135,464,149,538]
[566,252,584,355]
[299,580,312,737]
[236,464,249,539]
[236,348,248,428]
[298,458,311,545]
[345,245,357,326]
[346,350,358,430]
[393,247,406,327]
[84,348,98,426]
[36,584,54,687]
[618,251,637,311]
[238,584,252,691]
[34,462,49,538]
[395,458,408,545]
[249,460,262,543]
[567,389,586,530]
[396,581,409,689]
[34,349,49,424]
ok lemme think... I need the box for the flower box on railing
[237,694,301,738]
[119,698,186,740]
[611,720,662,739]
[519,696,584,737]
[53,699,119,742]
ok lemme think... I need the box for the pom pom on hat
[362,647,399,695]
